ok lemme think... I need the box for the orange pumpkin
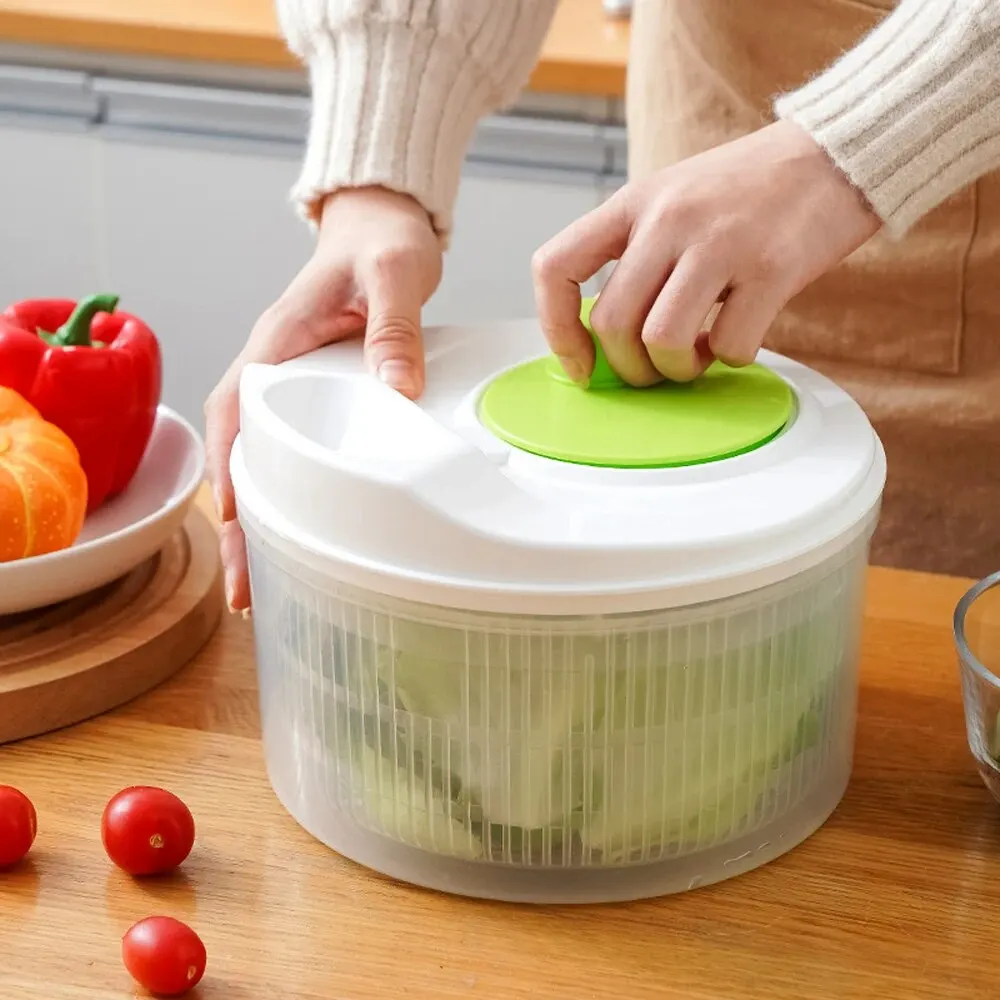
[0,386,88,562]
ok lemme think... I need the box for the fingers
[219,519,251,612]
[362,248,428,399]
[205,188,441,618]
[708,282,785,368]
[204,359,242,525]
[538,222,774,387]
[588,226,678,386]
[533,195,631,383]
[641,250,729,382]
[204,275,358,614]
[205,264,359,520]
[204,321,301,613]
[205,310,318,525]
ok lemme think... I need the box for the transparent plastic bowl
[246,527,872,903]
[955,572,1000,805]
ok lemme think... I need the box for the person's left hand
[531,120,881,386]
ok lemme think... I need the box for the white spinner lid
[231,321,885,616]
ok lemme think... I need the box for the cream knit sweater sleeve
[775,0,1000,237]
[276,1,558,236]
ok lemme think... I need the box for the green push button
[478,297,794,469]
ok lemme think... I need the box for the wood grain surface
[0,505,223,745]
[0,491,996,999]
[0,0,630,97]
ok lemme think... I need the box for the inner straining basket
[246,527,869,901]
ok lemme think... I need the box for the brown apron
[626,0,1000,578]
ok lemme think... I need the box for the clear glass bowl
[955,572,1000,804]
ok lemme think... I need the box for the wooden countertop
[2,496,997,999]
[0,0,630,97]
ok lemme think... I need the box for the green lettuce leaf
[352,744,483,860]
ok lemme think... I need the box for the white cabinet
[93,81,611,428]
[0,66,104,305]
[427,115,609,324]
[0,122,104,306]
[98,133,602,429]
[94,79,314,429]
[0,68,618,430]
[99,133,311,431]
[426,164,602,326]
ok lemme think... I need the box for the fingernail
[378,361,416,394]
[241,607,252,621]
[557,356,588,384]
[214,488,224,524]
[225,574,237,614]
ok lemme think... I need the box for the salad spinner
[231,303,886,904]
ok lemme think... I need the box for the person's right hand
[531,121,880,387]
[205,186,443,614]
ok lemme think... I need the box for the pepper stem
[50,294,120,347]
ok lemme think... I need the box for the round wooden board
[0,505,223,744]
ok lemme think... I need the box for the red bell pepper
[0,294,162,512]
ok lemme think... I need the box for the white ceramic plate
[0,406,205,616]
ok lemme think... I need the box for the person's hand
[532,120,881,386]
[205,186,443,613]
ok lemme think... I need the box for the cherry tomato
[0,785,36,867]
[101,787,195,875]
[122,916,206,997]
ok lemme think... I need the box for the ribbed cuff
[775,0,1000,237]
[292,21,493,241]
